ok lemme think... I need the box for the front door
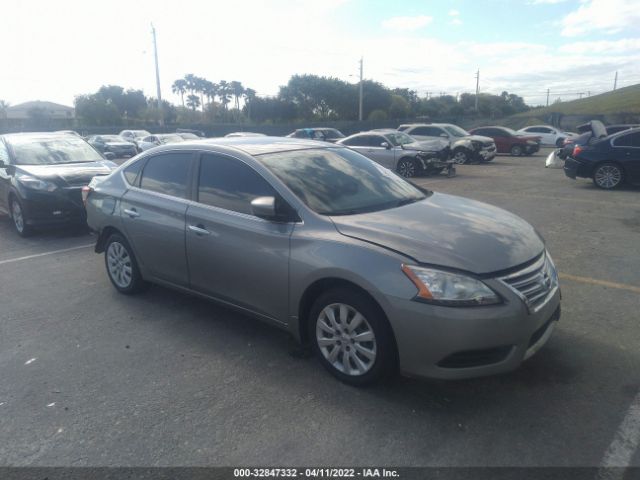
[185,152,293,323]
[120,151,195,286]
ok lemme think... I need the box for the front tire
[309,288,397,386]
[593,163,624,190]
[510,145,523,156]
[104,233,147,294]
[452,149,469,165]
[10,197,33,237]
[396,158,417,178]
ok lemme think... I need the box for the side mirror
[380,142,391,149]
[103,152,116,161]
[251,196,277,220]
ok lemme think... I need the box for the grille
[438,345,513,368]
[499,253,558,313]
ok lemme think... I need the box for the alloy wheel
[594,165,622,189]
[315,303,377,376]
[107,241,133,288]
[453,151,467,164]
[397,159,415,178]
[11,200,24,234]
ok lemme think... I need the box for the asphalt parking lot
[1,148,639,469]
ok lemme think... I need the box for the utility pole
[151,23,163,126]
[358,57,363,122]
[474,69,480,110]
[613,71,618,90]
[546,88,550,107]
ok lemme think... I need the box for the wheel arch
[95,225,126,253]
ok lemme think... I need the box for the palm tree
[202,80,217,108]
[217,80,231,120]
[184,74,198,95]
[243,88,256,122]
[230,81,244,112]
[171,79,187,107]
[186,94,201,111]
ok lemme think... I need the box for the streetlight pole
[359,57,363,122]
[474,69,480,111]
[151,23,164,126]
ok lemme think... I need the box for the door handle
[188,224,210,236]
[123,208,139,218]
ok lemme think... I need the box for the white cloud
[448,9,460,16]
[561,0,640,36]
[559,38,640,54]
[381,15,433,31]
[530,0,568,4]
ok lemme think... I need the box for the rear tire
[308,288,397,386]
[9,197,33,237]
[104,233,147,294]
[593,163,624,190]
[510,145,523,156]
[396,158,417,178]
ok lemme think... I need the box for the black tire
[396,158,417,178]
[452,149,469,165]
[9,196,33,237]
[104,233,147,294]
[308,287,397,386]
[510,145,524,156]
[592,163,624,190]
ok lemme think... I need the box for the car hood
[330,192,544,274]
[402,138,449,152]
[16,161,118,187]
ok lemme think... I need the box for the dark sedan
[564,128,640,189]
[0,133,117,236]
[88,135,138,158]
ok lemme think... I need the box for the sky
[1,0,639,108]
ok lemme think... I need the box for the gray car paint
[86,137,559,380]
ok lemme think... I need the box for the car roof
[192,136,339,155]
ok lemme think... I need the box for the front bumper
[475,146,497,161]
[385,280,561,380]
[19,187,87,227]
[526,143,541,154]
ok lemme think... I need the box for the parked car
[85,137,560,385]
[558,120,608,160]
[286,128,346,143]
[176,132,202,141]
[564,127,640,189]
[55,130,83,137]
[137,133,184,152]
[517,125,576,147]
[604,124,640,135]
[119,130,151,144]
[397,123,496,164]
[337,129,452,177]
[176,128,205,138]
[0,133,117,236]
[88,135,138,158]
[469,126,541,156]
[225,132,267,138]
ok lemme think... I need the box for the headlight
[401,264,501,306]
[16,173,58,192]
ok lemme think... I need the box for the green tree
[388,95,410,119]
[186,94,201,111]
[172,79,188,107]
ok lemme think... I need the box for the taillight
[82,185,92,207]
[572,145,583,157]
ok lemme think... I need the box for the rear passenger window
[197,154,276,215]
[123,160,144,185]
[139,153,192,198]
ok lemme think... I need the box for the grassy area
[515,83,640,117]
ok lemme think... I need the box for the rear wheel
[396,158,417,178]
[593,163,623,189]
[104,233,147,294]
[10,197,32,237]
[309,288,397,386]
[510,145,523,156]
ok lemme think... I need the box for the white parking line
[0,244,94,266]
[598,390,640,479]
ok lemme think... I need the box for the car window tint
[540,128,552,133]
[344,136,368,147]
[370,136,387,147]
[139,152,192,198]
[197,153,276,215]
[614,132,640,147]
[410,127,431,136]
[0,140,10,163]
[123,159,145,185]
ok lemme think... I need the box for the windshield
[9,136,104,165]
[386,132,415,146]
[325,129,345,139]
[443,125,469,137]
[259,147,427,216]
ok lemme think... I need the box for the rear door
[120,151,195,286]
[612,131,640,183]
[185,152,294,322]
